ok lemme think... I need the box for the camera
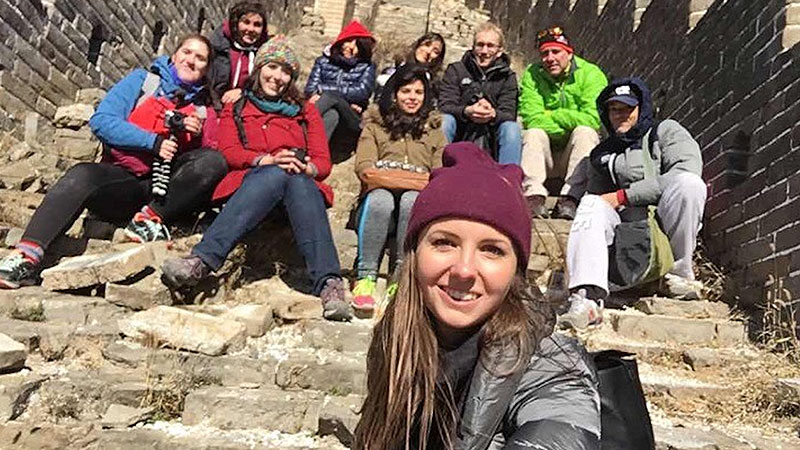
[291,148,307,162]
[164,110,187,131]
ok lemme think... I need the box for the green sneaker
[352,277,377,311]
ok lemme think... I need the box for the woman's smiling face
[416,218,517,335]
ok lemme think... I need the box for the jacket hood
[461,50,512,77]
[151,55,206,103]
[332,20,374,47]
[597,76,654,145]
[222,19,269,49]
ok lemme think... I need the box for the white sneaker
[558,289,604,331]
[661,274,704,300]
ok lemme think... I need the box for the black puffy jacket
[303,47,377,110]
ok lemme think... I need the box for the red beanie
[333,20,375,46]
[404,142,531,270]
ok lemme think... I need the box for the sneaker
[352,277,377,311]
[660,273,703,300]
[558,289,604,331]
[320,278,352,321]
[161,255,210,289]
[0,251,38,289]
[124,213,171,243]
[552,196,578,220]
[525,195,548,218]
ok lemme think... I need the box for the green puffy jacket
[519,56,607,146]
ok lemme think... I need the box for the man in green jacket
[519,27,607,218]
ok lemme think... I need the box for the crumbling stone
[40,245,154,290]
[118,306,247,356]
[0,334,27,373]
[634,297,731,319]
[100,403,154,429]
[53,104,94,128]
[0,372,46,421]
[222,304,275,338]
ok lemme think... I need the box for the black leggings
[315,92,362,140]
[22,148,227,250]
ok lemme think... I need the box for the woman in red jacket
[161,36,351,321]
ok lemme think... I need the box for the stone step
[639,362,733,401]
[607,309,746,346]
[632,297,732,319]
[653,422,800,450]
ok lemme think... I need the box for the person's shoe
[161,255,210,289]
[351,276,377,312]
[320,277,353,321]
[125,213,171,243]
[525,195,548,218]
[552,196,578,220]
[0,251,38,289]
[660,273,704,300]
[558,289,604,331]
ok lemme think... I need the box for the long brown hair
[354,246,553,450]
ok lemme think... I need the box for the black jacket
[458,334,601,450]
[438,51,518,128]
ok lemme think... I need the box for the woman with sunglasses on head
[351,64,446,313]
[354,142,601,450]
[304,20,377,141]
[161,36,352,322]
[0,34,227,289]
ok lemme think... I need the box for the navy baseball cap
[605,84,639,106]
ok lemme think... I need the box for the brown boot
[552,196,578,220]
[525,195,548,218]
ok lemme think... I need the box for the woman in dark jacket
[207,1,269,108]
[161,36,351,322]
[304,20,377,141]
[375,32,446,106]
[354,142,601,450]
[0,34,227,289]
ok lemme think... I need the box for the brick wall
[484,0,800,319]
[0,0,311,148]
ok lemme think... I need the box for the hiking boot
[161,255,211,289]
[552,196,578,220]
[352,277,377,312]
[124,213,171,243]
[525,195,548,218]
[320,277,352,322]
[660,273,703,300]
[558,289,604,331]
[0,251,38,289]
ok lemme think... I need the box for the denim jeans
[440,114,521,165]
[192,165,341,295]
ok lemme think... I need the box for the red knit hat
[333,20,375,46]
[404,142,531,270]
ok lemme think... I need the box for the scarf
[244,90,300,117]
[167,65,204,103]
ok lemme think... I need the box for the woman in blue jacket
[304,20,377,141]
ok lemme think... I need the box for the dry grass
[692,241,726,303]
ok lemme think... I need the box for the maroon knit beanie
[404,142,531,270]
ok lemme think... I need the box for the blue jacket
[89,56,205,153]
[303,47,376,109]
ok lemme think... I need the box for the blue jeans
[440,114,522,165]
[192,166,341,295]
[496,120,522,165]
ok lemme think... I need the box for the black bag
[592,350,655,450]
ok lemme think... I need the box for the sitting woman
[352,65,445,312]
[561,77,706,330]
[0,34,227,289]
[161,36,352,322]
[375,32,446,105]
[354,142,601,450]
[304,20,376,141]
[208,0,270,108]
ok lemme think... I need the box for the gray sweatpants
[567,172,707,294]
[356,188,419,279]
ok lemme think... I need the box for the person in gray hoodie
[561,77,707,330]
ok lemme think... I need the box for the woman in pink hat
[304,20,377,142]
[353,142,601,450]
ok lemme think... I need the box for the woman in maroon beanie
[354,142,601,450]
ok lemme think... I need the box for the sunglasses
[537,26,564,40]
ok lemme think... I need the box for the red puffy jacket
[212,101,334,206]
